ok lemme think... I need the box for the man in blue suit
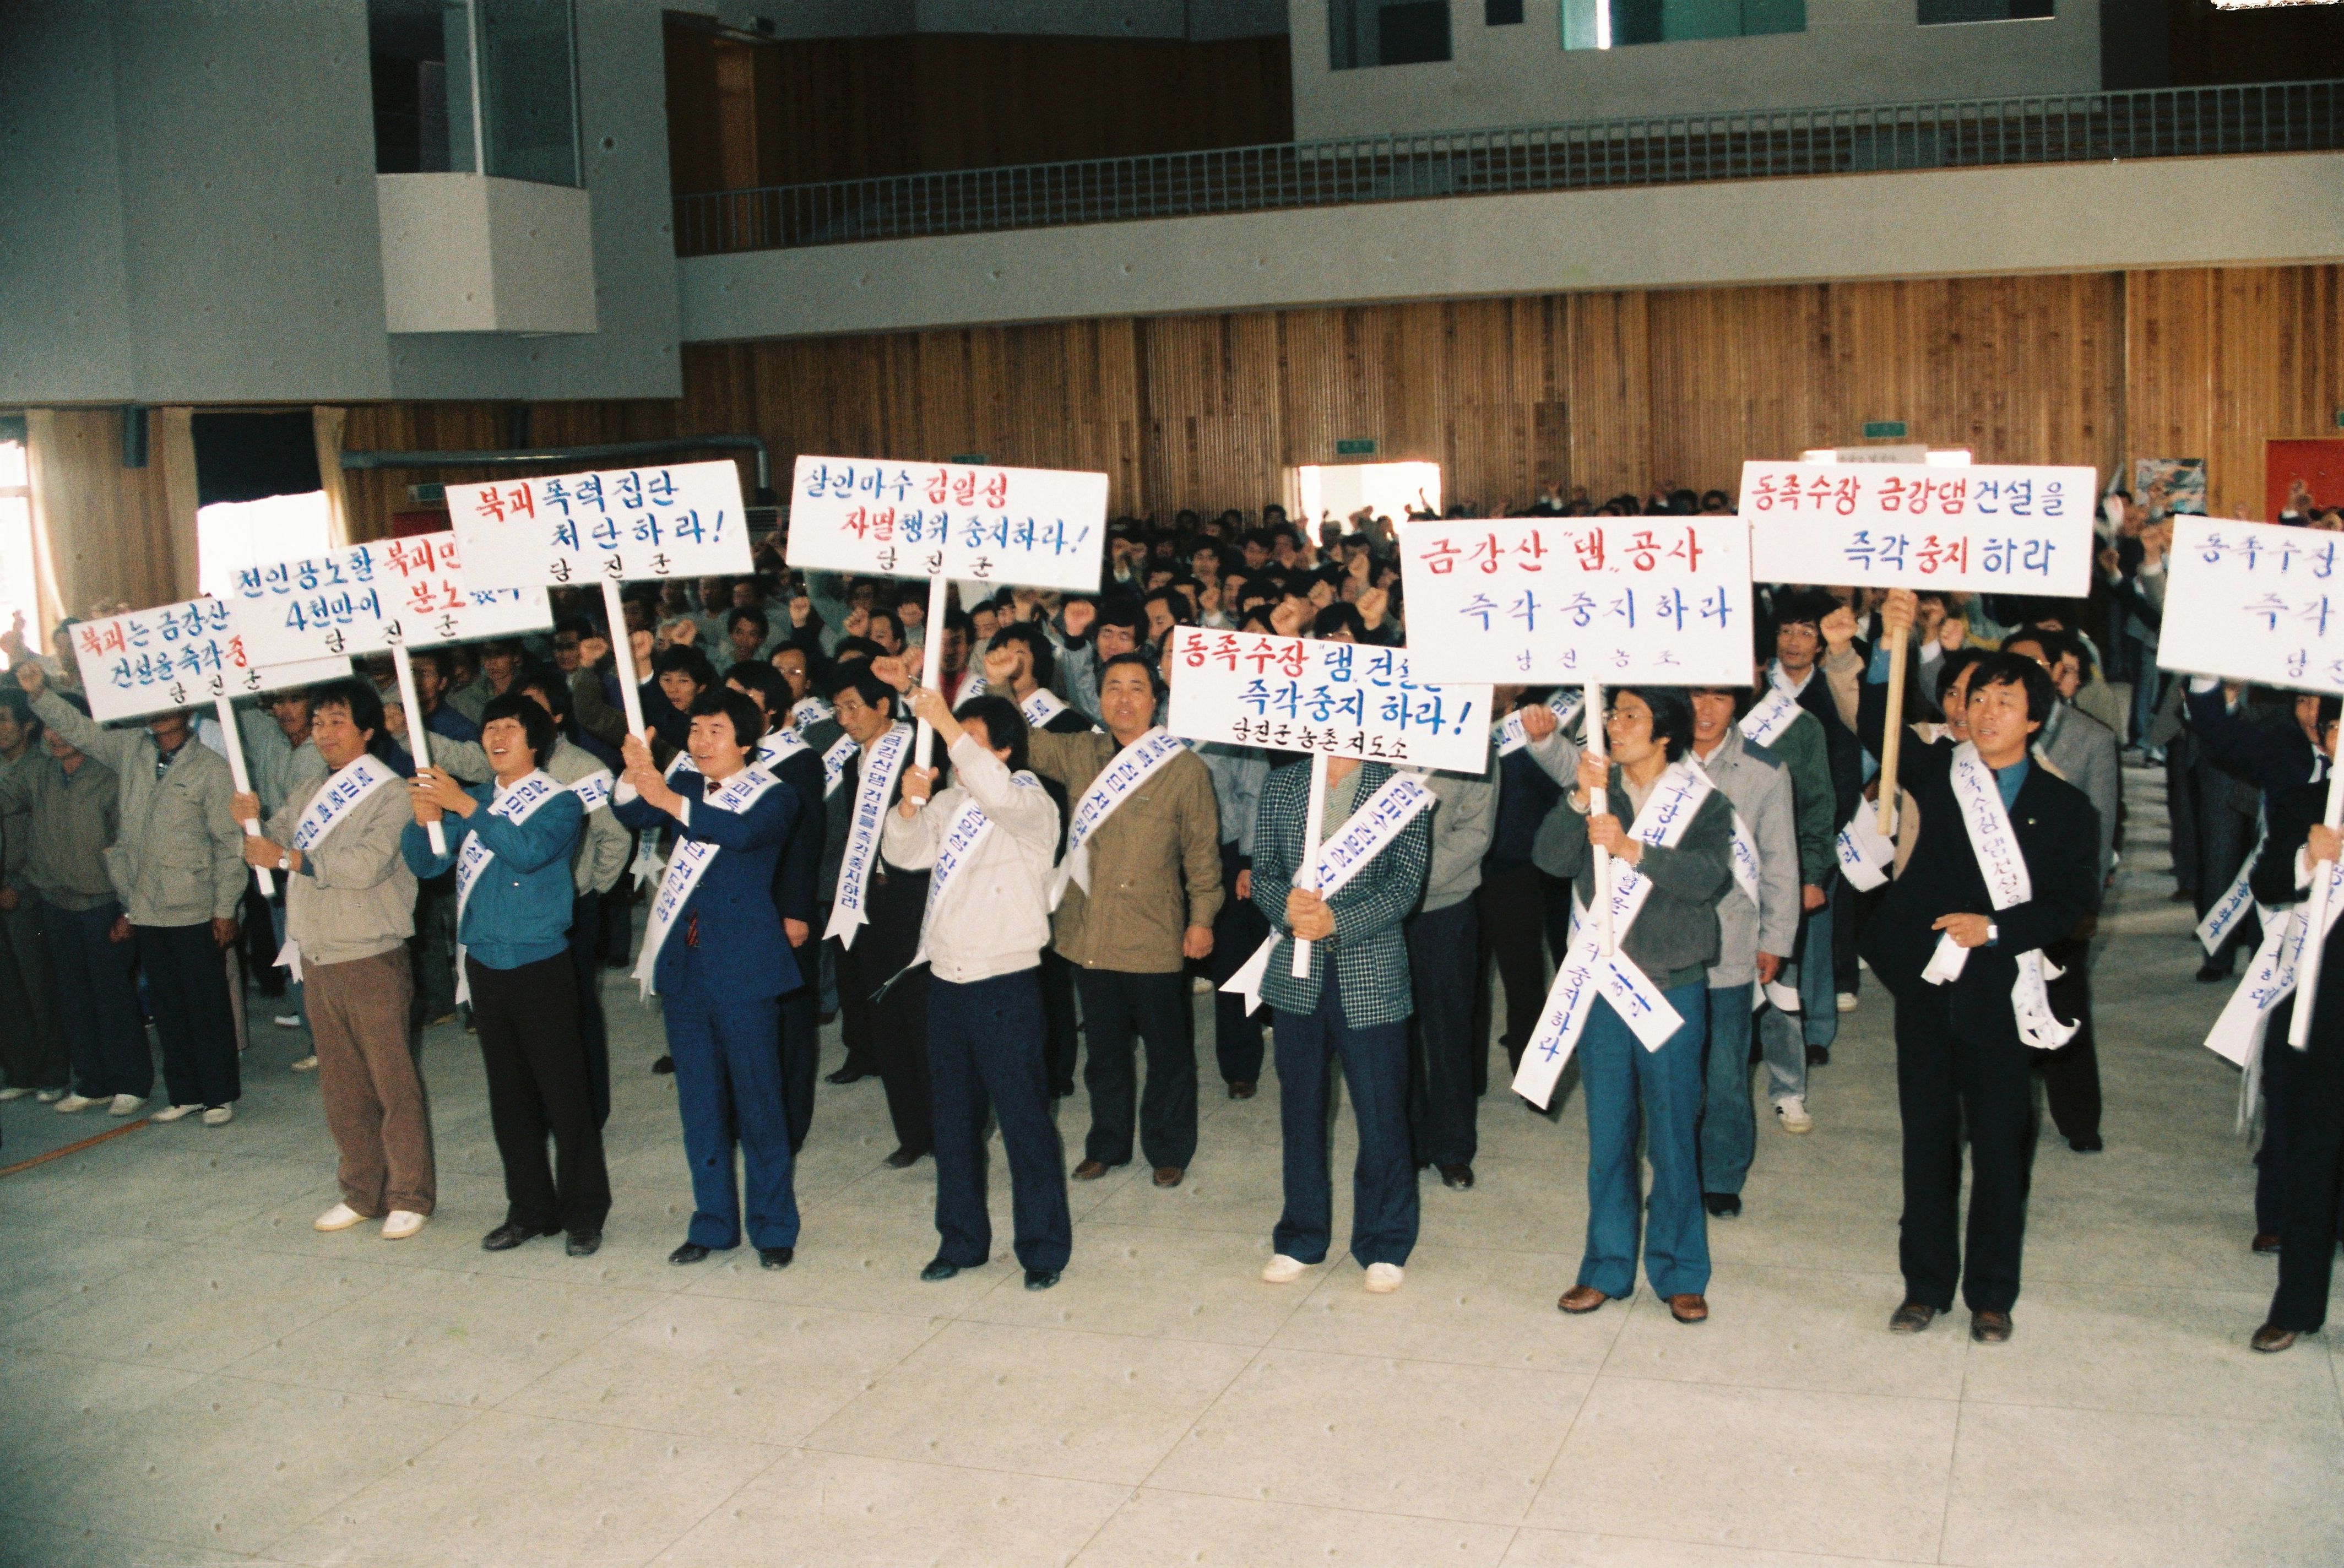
[719,661,828,1154]
[616,686,804,1269]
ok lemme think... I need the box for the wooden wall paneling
[2123,267,2217,496]
[1567,291,1654,506]
[1140,311,1284,520]
[26,407,182,620]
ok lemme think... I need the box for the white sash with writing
[2206,858,2344,1076]
[453,771,565,1006]
[633,765,784,995]
[1512,761,1716,1108]
[824,723,913,947]
[273,753,400,983]
[820,733,857,797]
[1919,744,2077,1050]
[1739,685,1803,748]
[1836,803,1897,893]
[905,791,1018,971]
[1496,692,1584,757]
[790,696,834,731]
[757,728,810,770]
[2198,811,2267,956]
[1219,773,1435,1016]
[568,768,614,812]
[1049,728,1190,910]
[1020,688,1071,729]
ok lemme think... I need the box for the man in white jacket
[882,688,1073,1290]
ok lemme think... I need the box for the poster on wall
[2135,458,2207,520]
[2266,439,2344,525]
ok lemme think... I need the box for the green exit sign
[1334,438,1377,457]
[947,452,989,465]
[1862,421,1908,440]
[2333,409,2343,430]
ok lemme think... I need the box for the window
[369,0,580,185]
[196,493,334,603]
[1562,0,1804,48]
[0,424,37,660]
[1330,0,1455,68]
[190,413,332,600]
[1486,0,1526,22]
[1918,0,2050,20]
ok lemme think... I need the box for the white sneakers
[1836,992,1859,1013]
[34,1088,64,1103]
[53,1093,100,1114]
[149,1102,200,1122]
[1363,1262,1404,1294]
[272,1014,302,1029]
[317,1205,427,1239]
[200,1105,233,1127]
[1261,1254,1309,1284]
[153,1102,232,1126]
[315,1203,366,1232]
[1776,1096,1814,1133]
[290,1055,318,1072]
[111,1094,152,1116]
[0,1086,30,1102]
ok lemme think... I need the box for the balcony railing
[673,78,2344,257]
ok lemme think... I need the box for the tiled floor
[4,764,2340,1567]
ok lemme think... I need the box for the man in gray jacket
[1686,687,1802,1215]
[1407,757,1497,1190]
[235,680,430,1237]
[19,661,248,1124]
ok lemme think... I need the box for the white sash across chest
[1512,761,1715,1109]
[1495,691,1584,757]
[1019,688,1070,729]
[633,765,784,995]
[453,771,565,1006]
[824,723,913,948]
[1921,744,2078,1051]
[790,696,835,730]
[1219,773,1435,1016]
[272,754,400,983]
[1688,751,1763,910]
[2206,855,2344,1090]
[1049,728,1190,910]
[820,733,857,797]
[1739,685,1803,748]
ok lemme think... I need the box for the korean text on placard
[2157,516,2344,696]
[447,458,753,590]
[74,599,257,723]
[1741,461,2096,598]
[786,455,1108,595]
[228,531,551,668]
[1164,627,1493,775]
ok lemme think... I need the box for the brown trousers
[310,945,435,1216]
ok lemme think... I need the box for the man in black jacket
[1859,590,2101,1345]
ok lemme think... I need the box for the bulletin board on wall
[2267,439,2344,522]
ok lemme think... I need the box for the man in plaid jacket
[1250,755,1433,1293]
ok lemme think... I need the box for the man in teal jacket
[402,693,605,1256]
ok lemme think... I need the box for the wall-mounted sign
[947,453,990,465]
[1862,421,1909,440]
[1334,438,1377,457]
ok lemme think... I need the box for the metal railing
[674,78,2344,257]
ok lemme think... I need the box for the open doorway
[1295,462,1441,534]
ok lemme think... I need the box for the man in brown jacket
[1015,651,1222,1187]
[234,680,432,1239]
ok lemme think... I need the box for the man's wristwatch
[1985,921,1999,946]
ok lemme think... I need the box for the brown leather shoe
[1227,1080,1257,1100]
[1667,1293,1709,1325]
[2251,1322,2302,1354]
[1557,1284,1610,1314]
[1888,1301,1939,1334]
[1969,1309,2014,1344]
[1071,1159,1119,1181]
[2253,1232,2282,1255]
[1152,1165,1185,1188]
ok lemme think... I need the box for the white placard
[1398,516,1754,685]
[447,458,754,589]
[254,654,357,692]
[1742,461,2096,597]
[1166,627,1492,774]
[2158,516,2344,695]
[68,599,278,724]
[786,455,1106,593]
[227,531,551,667]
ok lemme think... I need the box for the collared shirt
[0,751,121,911]
[1995,756,2030,810]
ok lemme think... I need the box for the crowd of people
[0,485,2339,1353]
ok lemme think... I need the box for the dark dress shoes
[1227,1080,1257,1100]
[1071,1158,1121,1181]
[2253,1231,2282,1255]
[1024,1268,1060,1290]
[1804,1044,1830,1066]
[2068,1135,2104,1153]
[1889,1301,1938,1333]
[1439,1163,1474,1191]
[1969,1309,2014,1343]
[565,1231,602,1258]
[920,1259,963,1282]
[825,1064,869,1085]
[1558,1284,1611,1314]
[652,1055,675,1075]
[1667,1293,1709,1325]
[883,1147,925,1169]
[1703,1192,1741,1218]
[481,1221,559,1252]
[2250,1322,2302,1353]
[668,1241,712,1266]
[758,1246,793,1269]
[1152,1165,1185,1188]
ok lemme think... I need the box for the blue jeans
[1273,974,1418,1268]
[928,970,1072,1273]
[1699,984,1757,1196]
[1577,980,1710,1300]
[45,900,148,1099]
[666,985,797,1251]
